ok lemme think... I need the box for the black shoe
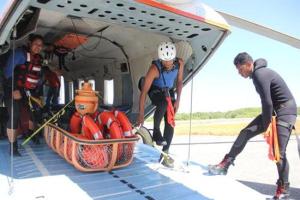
[155,139,167,146]
[32,135,40,145]
[20,131,30,139]
[266,180,290,200]
[208,154,234,175]
[8,141,21,157]
[153,133,167,146]
[0,134,6,140]
[159,153,174,168]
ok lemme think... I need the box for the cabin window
[68,81,74,101]
[0,0,17,26]
[58,76,65,104]
[103,79,114,105]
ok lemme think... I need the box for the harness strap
[277,120,295,131]
[153,58,179,89]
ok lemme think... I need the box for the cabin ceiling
[30,0,217,42]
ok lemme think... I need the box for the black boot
[8,141,21,156]
[267,180,290,200]
[26,129,40,145]
[159,151,174,168]
[31,132,40,145]
[208,154,234,175]
[0,129,6,140]
[0,123,7,140]
[153,130,167,146]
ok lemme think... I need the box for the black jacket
[251,59,297,130]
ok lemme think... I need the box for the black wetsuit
[228,59,297,183]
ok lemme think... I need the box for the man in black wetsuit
[208,52,297,200]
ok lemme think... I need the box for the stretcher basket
[44,123,139,172]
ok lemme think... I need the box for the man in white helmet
[137,41,184,168]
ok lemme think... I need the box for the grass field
[172,118,300,136]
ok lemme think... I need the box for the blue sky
[178,0,300,112]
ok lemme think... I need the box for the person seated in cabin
[137,42,184,168]
[3,34,44,156]
[42,66,61,112]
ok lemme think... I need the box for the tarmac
[169,135,300,199]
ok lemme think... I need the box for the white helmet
[158,42,176,61]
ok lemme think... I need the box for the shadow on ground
[239,180,300,200]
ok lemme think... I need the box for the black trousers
[149,89,175,152]
[228,114,296,183]
[3,80,34,130]
[3,81,21,129]
[46,87,59,109]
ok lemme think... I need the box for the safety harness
[264,116,297,162]
[16,52,42,90]
[151,59,179,128]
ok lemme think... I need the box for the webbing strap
[277,120,295,131]
[277,119,300,159]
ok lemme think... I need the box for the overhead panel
[30,0,222,41]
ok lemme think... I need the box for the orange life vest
[17,52,42,89]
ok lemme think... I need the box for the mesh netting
[75,144,110,169]
[115,143,135,165]
[44,124,138,172]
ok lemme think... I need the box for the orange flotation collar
[264,116,280,163]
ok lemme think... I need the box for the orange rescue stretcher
[43,82,139,172]
[43,124,138,172]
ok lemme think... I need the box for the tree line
[173,107,300,120]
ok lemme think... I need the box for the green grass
[175,121,247,136]
[147,107,300,122]
[175,107,262,120]
[145,107,300,135]
[173,119,300,136]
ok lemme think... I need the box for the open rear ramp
[0,139,266,200]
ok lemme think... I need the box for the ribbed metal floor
[0,139,266,200]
